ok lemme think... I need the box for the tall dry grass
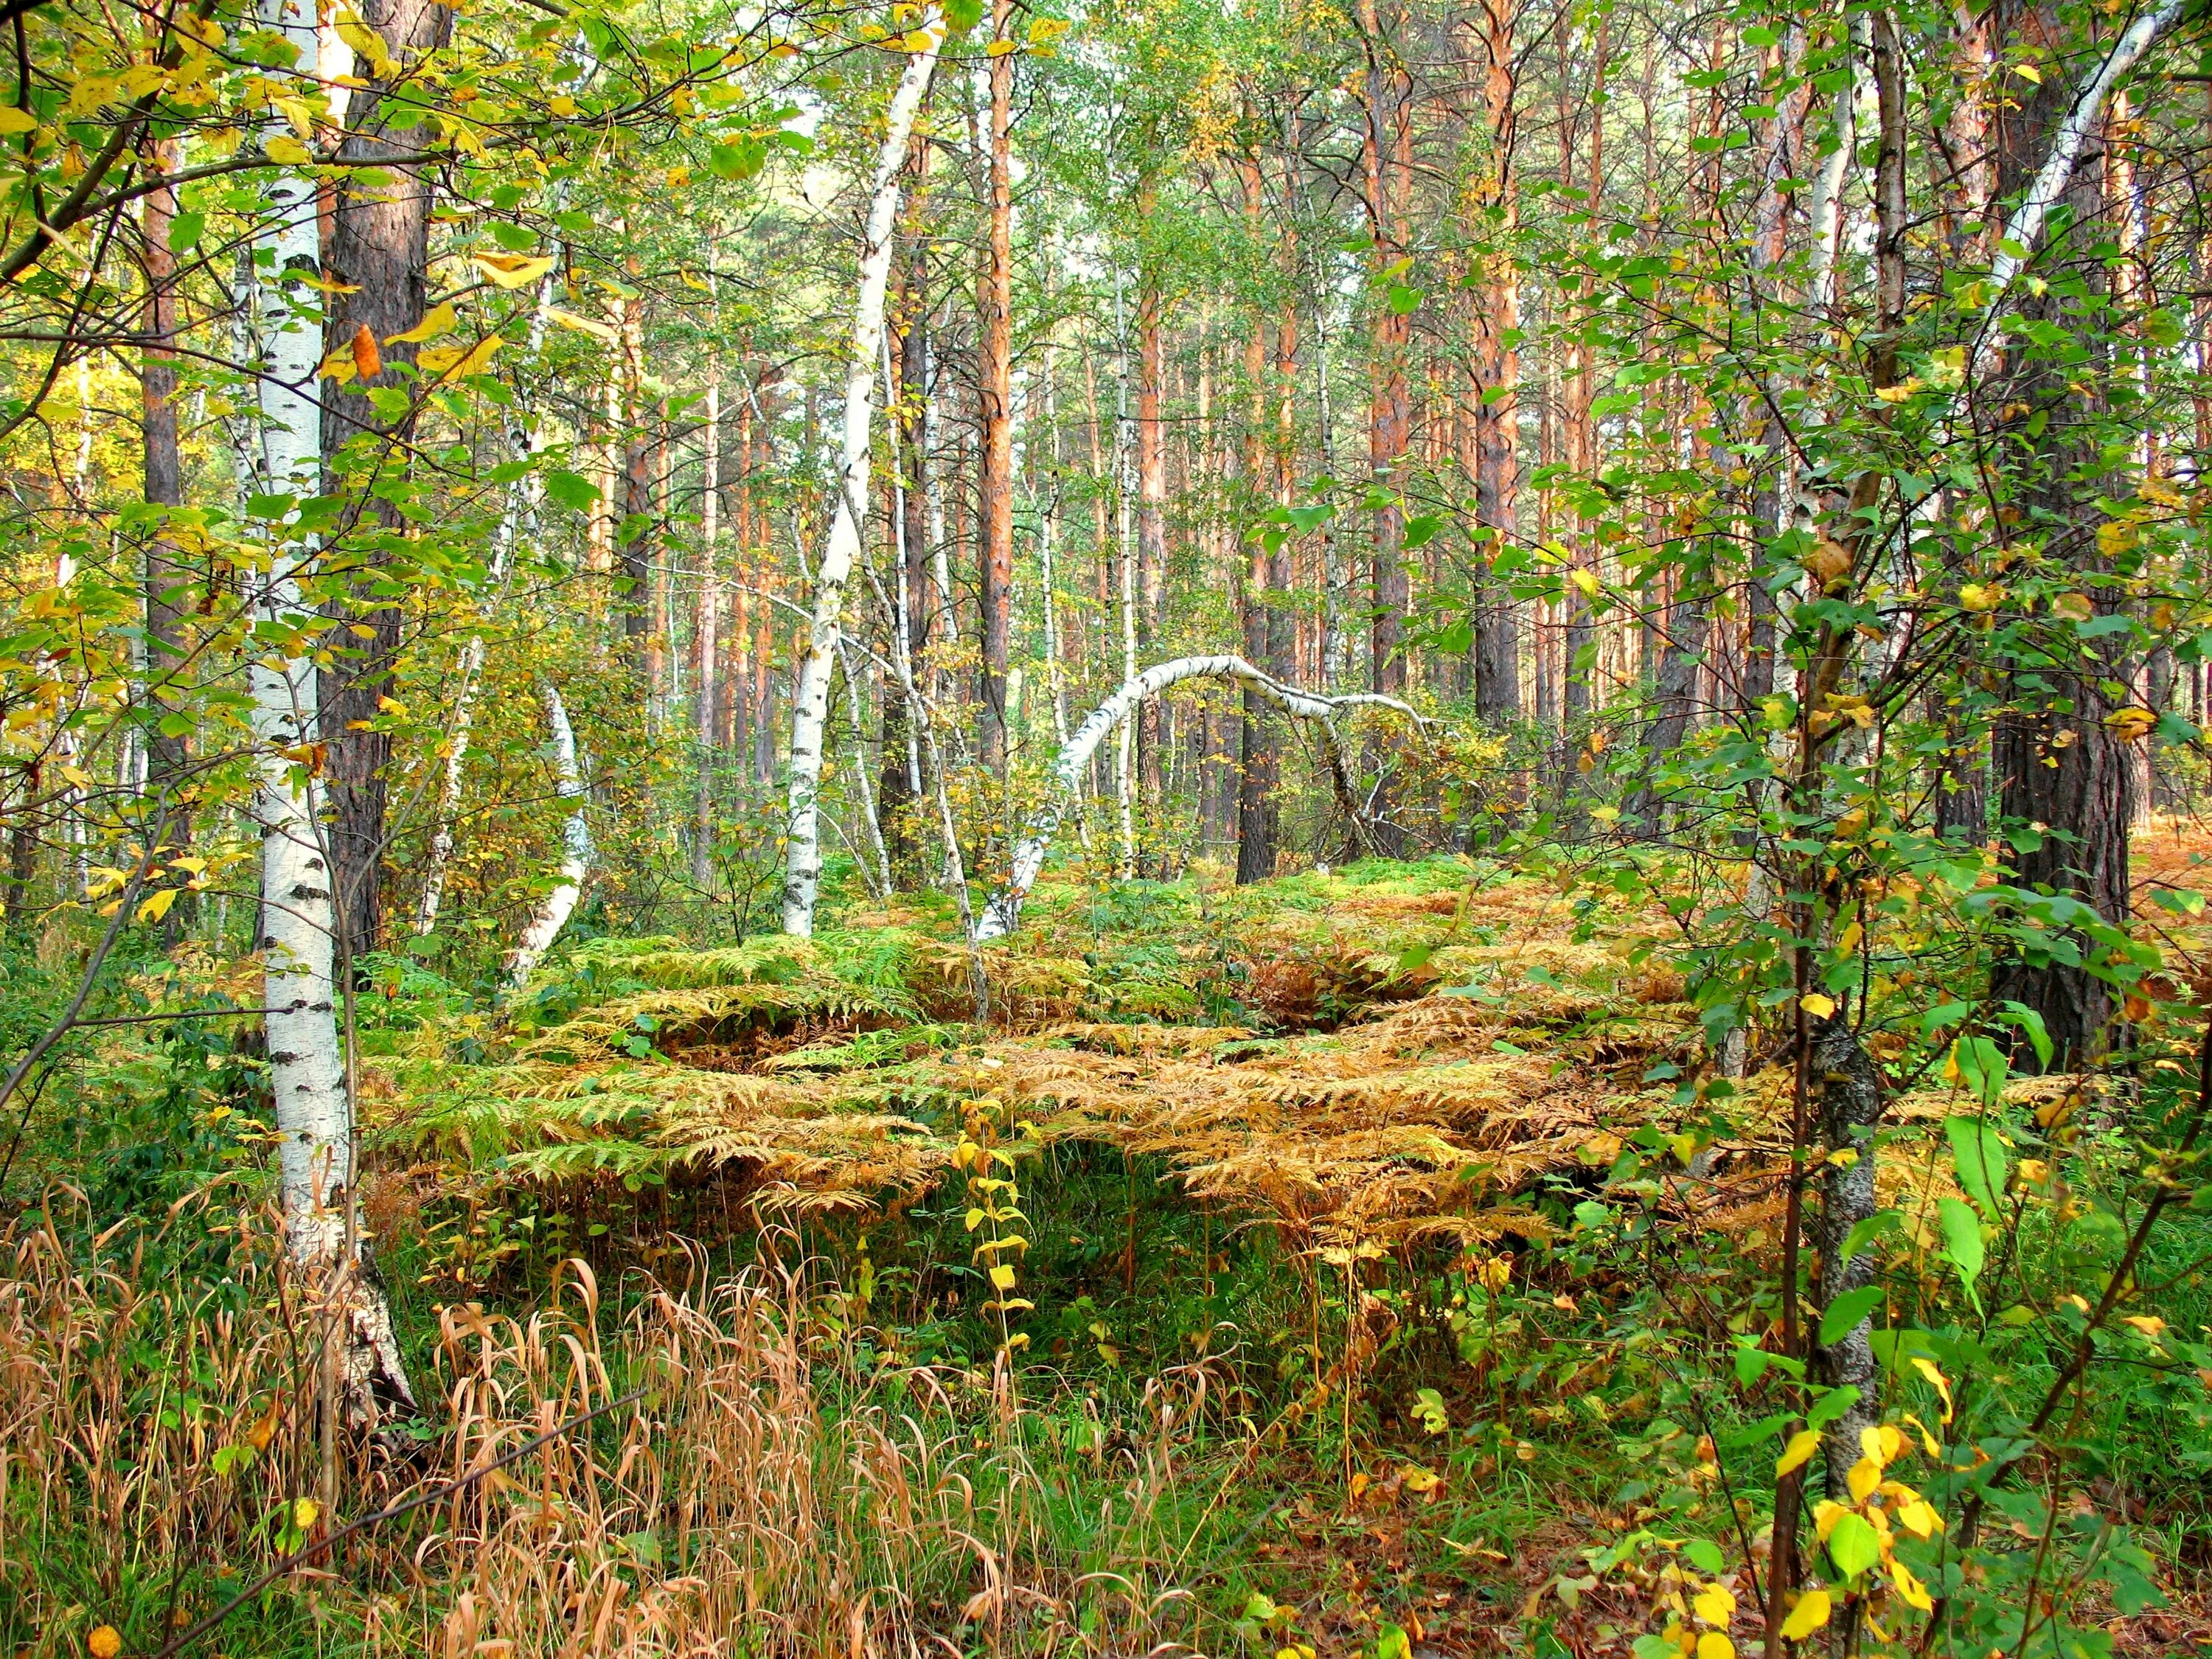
[0,1192,1210,1658]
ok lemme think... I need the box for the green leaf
[1938,1197,1986,1309]
[1385,284,1423,314]
[546,470,597,512]
[1819,1284,1885,1347]
[1806,1384,1860,1431]
[1947,1116,2008,1219]
[1683,1538,1726,1574]
[943,0,984,30]
[1375,1624,1413,1659]
[1827,1511,1882,1579]
[1840,1208,1900,1266]
[169,209,205,254]
[1402,513,1445,549]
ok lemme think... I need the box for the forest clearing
[0,0,2209,1649]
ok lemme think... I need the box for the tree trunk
[319,0,453,961]
[141,140,193,920]
[254,0,414,1433]
[1983,0,2160,1069]
[1470,1,1520,723]
[693,370,722,888]
[977,1,1015,771]
[1237,156,1277,886]
[977,655,1424,939]
[1135,263,1169,863]
[781,21,945,937]
[502,684,592,989]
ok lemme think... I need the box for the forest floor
[4,837,2212,1655]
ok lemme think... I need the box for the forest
[0,0,2208,1649]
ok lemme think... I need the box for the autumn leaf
[350,322,381,380]
[473,252,557,289]
[386,302,458,345]
[1777,1590,1830,1641]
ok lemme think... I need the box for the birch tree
[247,0,413,1430]
[781,17,945,937]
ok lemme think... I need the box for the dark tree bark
[318,0,453,958]
[1983,0,2136,1070]
[142,140,193,923]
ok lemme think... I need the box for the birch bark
[249,0,414,1430]
[975,656,1422,939]
[781,22,945,936]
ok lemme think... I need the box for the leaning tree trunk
[502,684,592,990]
[782,20,945,938]
[249,0,414,1433]
[975,655,1424,940]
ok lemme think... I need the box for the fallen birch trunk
[973,655,1423,941]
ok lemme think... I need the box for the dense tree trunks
[977,1,1015,772]
[1237,156,1277,886]
[1469,0,1520,723]
[692,372,721,888]
[1983,0,2142,1068]
[141,141,191,888]
[1135,271,1168,860]
[318,0,452,959]
[1357,1,1412,703]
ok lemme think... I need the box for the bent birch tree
[247,0,414,1430]
[782,20,944,937]
[503,683,593,990]
[974,655,1425,941]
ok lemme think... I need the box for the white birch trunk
[781,21,945,937]
[248,0,416,1430]
[503,683,591,989]
[974,655,1422,940]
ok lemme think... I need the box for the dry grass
[0,1195,1221,1658]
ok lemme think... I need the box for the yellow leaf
[549,94,580,116]
[1399,1464,1441,1493]
[1695,1636,1733,1659]
[1570,567,1601,600]
[964,1206,984,1231]
[1691,1584,1735,1625]
[1777,1589,1831,1641]
[988,1262,1015,1290]
[986,35,1017,53]
[1894,1497,1944,1538]
[1957,582,2002,612]
[1889,1558,1933,1613]
[546,307,617,342]
[386,301,457,344]
[419,335,501,381]
[2123,1314,2166,1338]
[1847,1456,1882,1503]
[1801,993,1836,1019]
[136,888,179,925]
[1776,1429,1821,1478]
[265,133,313,166]
[0,107,37,134]
[87,1627,122,1659]
[292,1495,321,1530]
[473,251,555,289]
